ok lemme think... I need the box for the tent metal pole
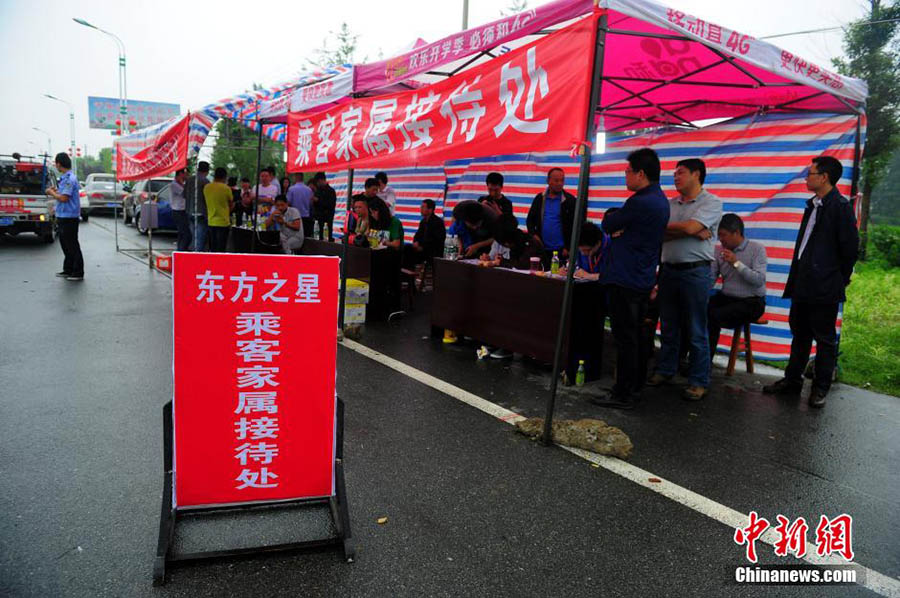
[338,168,354,330]
[542,10,608,446]
[850,113,863,209]
[251,122,263,254]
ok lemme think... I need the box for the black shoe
[589,392,636,411]
[56,271,71,278]
[762,378,802,396]
[808,387,827,408]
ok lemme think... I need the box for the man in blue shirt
[526,167,581,268]
[45,152,84,281]
[592,148,670,410]
[286,173,314,237]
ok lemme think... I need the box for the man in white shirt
[708,213,767,356]
[250,166,281,212]
[265,196,304,254]
[375,171,396,212]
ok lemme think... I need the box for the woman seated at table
[345,197,371,245]
[368,197,404,250]
[265,195,304,254]
[558,220,612,280]
[479,214,543,269]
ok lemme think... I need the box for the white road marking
[341,338,900,598]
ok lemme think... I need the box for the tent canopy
[121,0,867,167]
[338,0,866,132]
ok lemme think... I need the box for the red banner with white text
[172,252,339,508]
[115,114,190,181]
[287,14,597,172]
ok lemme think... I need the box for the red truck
[0,153,57,242]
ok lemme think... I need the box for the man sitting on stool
[708,213,767,359]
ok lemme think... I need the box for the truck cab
[0,153,57,243]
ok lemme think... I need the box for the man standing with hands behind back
[763,156,858,408]
[45,152,84,281]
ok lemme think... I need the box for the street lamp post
[44,94,77,177]
[32,127,52,157]
[72,18,127,140]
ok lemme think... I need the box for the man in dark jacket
[526,167,582,267]
[479,172,513,217]
[404,199,446,268]
[763,155,858,408]
[452,200,498,258]
[310,172,337,240]
[492,213,544,270]
[184,161,210,251]
[592,148,670,410]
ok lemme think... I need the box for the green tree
[77,154,106,177]
[208,119,285,183]
[308,22,361,67]
[871,147,900,225]
[833,0,900,259]
[98,147,113,173]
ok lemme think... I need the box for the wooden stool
[726,318,769,376]
[417,260,433,292]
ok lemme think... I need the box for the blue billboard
[88,96,181,130]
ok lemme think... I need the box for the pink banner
[353,0,593,92]
[288,15,597,172]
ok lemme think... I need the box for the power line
[760,18,900,40]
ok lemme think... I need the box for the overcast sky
[0,0,867,165]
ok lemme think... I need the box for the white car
[82,173,126,217]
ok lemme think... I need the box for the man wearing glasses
[763,156,859,408]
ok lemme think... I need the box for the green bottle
[575,360,585,386]
[551,251,560,274]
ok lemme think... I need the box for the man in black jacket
[310,172,337,240]
[526,167,582,268]
[404,199,446,268]
[763,155,859,408]
[478,172,513,217]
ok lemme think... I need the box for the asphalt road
[0,220,897,597]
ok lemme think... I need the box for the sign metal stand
[153,397,355,585]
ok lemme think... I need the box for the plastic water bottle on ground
[576,360,586,386]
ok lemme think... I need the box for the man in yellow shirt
[204,167,233,252]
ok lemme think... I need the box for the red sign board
[172,252,339,508]
[116,114,189,181]
[286,14,597,171]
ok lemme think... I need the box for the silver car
[82,173,125,216]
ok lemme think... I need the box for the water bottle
[576,360,586,387]
[323,222,330,241]
[551,251,560,274]
[314,220,320,239]
[445,234,455,259]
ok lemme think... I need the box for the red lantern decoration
[129,119,137,127]
[115,119,121,126]
[116,128,122,135]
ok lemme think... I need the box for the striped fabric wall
[443,112,864,360]
[328,167,446,243]
[313,111,862,360]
